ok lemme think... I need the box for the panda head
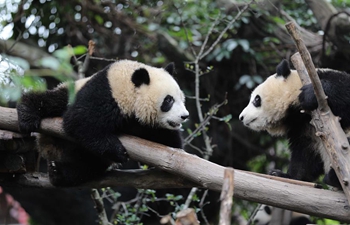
[239,60,302,136]
[253,205,272,225]
[108,60,189,130]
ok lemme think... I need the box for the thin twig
[173,4,197,58]
[88,56,117,62]
[199,189,210,225]
[247,204,262,225]
[186,142,205,156]
[6,31,23,54]
[183,0,254,212]
[197,13,221,60]
[184,98,227,146]
[199,0,255,60]
[183,187,198,210]
[91,189,112,225]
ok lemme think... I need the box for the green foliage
[280,0,319,30]
[307,216,344,225]
[0,45,80,106]
[98,187,190,225]
[235,74,263,90]
[0,56,46,105]
[34,45,84,78]
[247,138,290,174]
[330,0,350,8]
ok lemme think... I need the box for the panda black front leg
[69,131,129,163]
[63,111,129,163]
[324,168,342,189]
[299,83,319,111]
[86,135,129,163]
[17,88,69,133]
[17,102,42,133]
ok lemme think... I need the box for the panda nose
[181,115,189,120]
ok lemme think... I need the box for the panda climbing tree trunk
[286,21,350,204]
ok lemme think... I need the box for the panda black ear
[164,62,175,76]
[132,68,150,87]
[276,59,291,78]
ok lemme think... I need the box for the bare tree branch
[219,168,234,225]
[286,21,350,205]
[91,189,111,225]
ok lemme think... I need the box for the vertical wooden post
[286,21,350,204]
[219,168,235,225]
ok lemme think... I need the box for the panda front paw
[117,145,129,162]
[299,84,318,111]
[17,104,41,133]
[324,168,342,189]
[48,161,63,186]
[104,145,129,163]
[48,161,58,173]
[269,169,291,178]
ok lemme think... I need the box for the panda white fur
[239,59,350,188]
[253,204,311,225]
[17,59,189,186]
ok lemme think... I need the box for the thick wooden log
[0,106,350,221]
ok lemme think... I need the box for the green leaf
[226,40,238,51]
[238,39,250,52]
[272,16,285,24]
[2,55,30,70]
[94,15,104,25]
[53,48,71,61]
[72,45,87,55]
[38,57,61,70]
[219,114,232,122]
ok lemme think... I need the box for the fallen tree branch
[286,21,350,205]
[0,169,199,189]
[0,106,350,221]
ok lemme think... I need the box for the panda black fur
[17,60,189,186]
[239,59,350,188]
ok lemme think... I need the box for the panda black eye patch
[161,95,174,112]
[253,95,261,107]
